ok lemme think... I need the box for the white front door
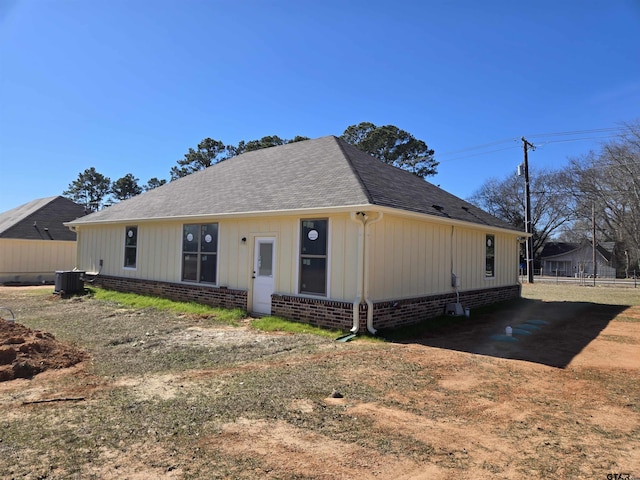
[252,237,275,314]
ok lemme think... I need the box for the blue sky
[1,0,639,213]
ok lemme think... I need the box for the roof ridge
[333,136,374,205]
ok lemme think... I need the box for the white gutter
[363,212,383,335]
[349,212,366,333]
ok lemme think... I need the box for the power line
[437,126,628,163]
[439,145,521,163]
[535,134,627,148]
[438,138,518,157]
[524,127,625,138]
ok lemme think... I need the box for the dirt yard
[0,285,638,479]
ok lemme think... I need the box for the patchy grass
[250,315,342,338]
[89,287,247,324]
[1,284,639,478]
[522,282,640,305]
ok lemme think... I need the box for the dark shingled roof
[539,242,579,258]
[541,241,615,262]
[67,136,516,231]
[0,196,86,240]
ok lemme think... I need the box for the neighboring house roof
[596,244,614,263]
[67,136,517,232]
[541,241,614,263]
[598,242,616,262]
[0,196,87,241]
[540,242,578,258]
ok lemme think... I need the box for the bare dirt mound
[0,319,88,382]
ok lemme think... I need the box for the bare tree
[567,121,640,274]
[468,167,575,260]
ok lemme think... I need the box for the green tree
[227,135,311,158]
[170,138,227,180]
[228,135,286,157]
[111,173,143,201]
[174,124,439,182]
[144,177,167,191]
[341,122,438,178]
[63,167,111,212]
[172,135,311,179]
[288,135,311,144]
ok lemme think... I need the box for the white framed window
[124,226,138,268]
[182,223,218,284]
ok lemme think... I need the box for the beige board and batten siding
[367,214,520,301]
[74,213,519,305]
[0,238,77,283]
[74,213,361,302]
[75,223,181,280]
[222,214,359,300]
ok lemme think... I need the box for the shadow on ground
[382,298,629,368]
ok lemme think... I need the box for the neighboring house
[540,241,616,278]
[66,136,524,333]
[0,196,87,284]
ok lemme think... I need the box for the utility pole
[522,137,535,284]
[592,203,597,287]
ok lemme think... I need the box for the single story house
[540,241,616,278]
[0,196,87,284]
[66,136,525,333]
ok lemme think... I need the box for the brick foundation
[91,275,520,332]
[273,285,521,332]
[91,275,247,310]
[372,284,521,330]
[271,295,367,331]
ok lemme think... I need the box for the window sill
[298,291,328,298]
[180,280,219,287]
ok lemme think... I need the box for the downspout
[451,226,454,276]
[363,212,384,335]
[349,212,366,333]
[451,225,457,297]
[69,225,81,272]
